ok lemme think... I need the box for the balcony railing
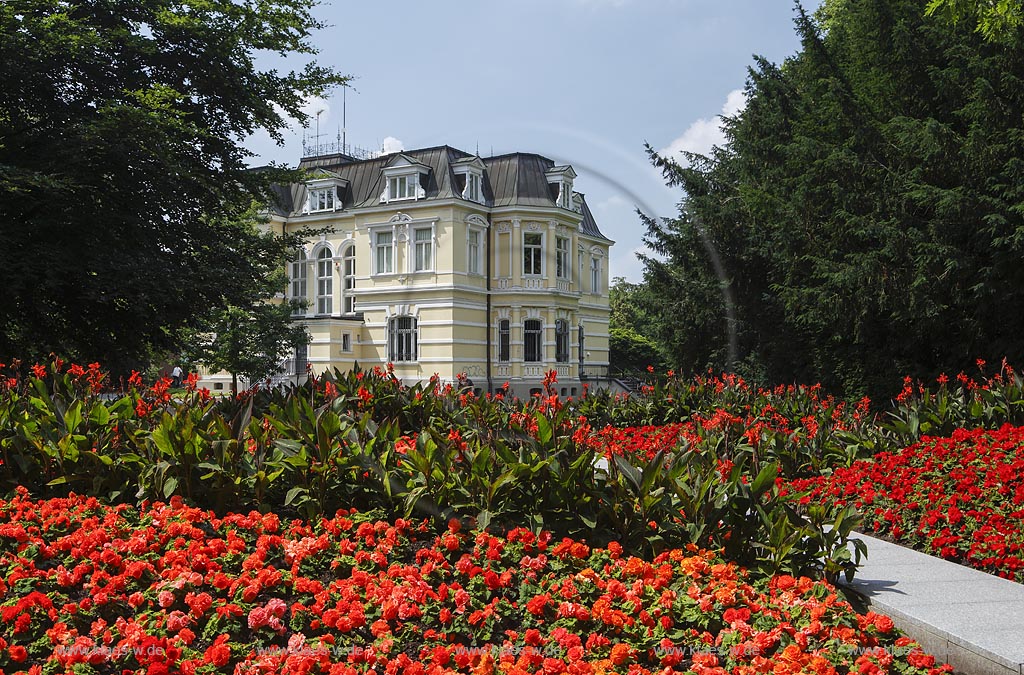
[580,365,610,380]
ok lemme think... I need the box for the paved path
[842,533,1024,675]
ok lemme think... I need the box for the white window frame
[591,255,603,294]
[389,316,418,363]
[342,243,356,314]
[374,231,394,275]
[560,181,573,209]
[467,227,482,276]
[555,236,570,281]
[523,319,543,363]
[290,249,307,316]
[412,226,433,273]
[307,186,337,212]
[523,232,543,277]
[466,172,481,202]
[315,247,333,315]
[454,161,485,204]
[388,175,417,201]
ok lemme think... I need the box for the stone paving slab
[842,533,1024,675]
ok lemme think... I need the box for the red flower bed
[787,424,1024,581]
[0,490,949,675]
[593,425,691,461]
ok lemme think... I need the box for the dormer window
[303,171,347,214]
[545,165,577,211]
[308,186,337,212]
[380,153,429,203]
[388,175,418,201]
[453,156,486,204]
[559,182,572,209]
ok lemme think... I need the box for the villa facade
[202,145,614,398]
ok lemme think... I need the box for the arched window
[316,247,333,315]
[389,316,418,362]
[342,244,356,314]
[289,249,307,316]
[524,319,542,363]
[555,319,569,363]
[591,256,602,293]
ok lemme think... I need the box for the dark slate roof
[292,145,611,241]
[578,195,606,241]
[268,184,294,217]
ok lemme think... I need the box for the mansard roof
[292,145,611,242]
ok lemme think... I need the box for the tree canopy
[0,0,343,372]
[925,0,1024,42]
[179,208,313,393]
[608,278,667,375]
[643,0,1024,398]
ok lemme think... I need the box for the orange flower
[609,644,631,666]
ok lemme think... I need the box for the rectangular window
[467,229,480,275]
[375,231,393,274]
[591,257,602,293]
[308,187,335,212]
[342,246,355,314]
[498,319,510,362]
[414,227,432,272]
[290,255,307,316]
[523,233,542,276]
[388,175,417,200]
[294,342,308,376]
[556,237,570,280]
[389,316,417,362]
[467,173,480,202]
[555,319,569,363]
[316,252,332,315]
[524,319,542,363]
[342,333,352,352]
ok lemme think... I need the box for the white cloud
[381,136,405,154]
[299,96,331,127]
[267,95,332,137]
[659,88,746,162]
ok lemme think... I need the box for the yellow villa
[201,145,614,398]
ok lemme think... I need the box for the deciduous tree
[0,0,344,373]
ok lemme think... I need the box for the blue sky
[245,0,821,282]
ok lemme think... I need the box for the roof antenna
[475,141,479,156]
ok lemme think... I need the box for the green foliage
[885,361,1024,444]
[7,359,1024,582]
[643,0,1024,399]
[608,278,668,374]
[181,208,322,392]
[0,0,345,373]
[923,0,1023,43]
